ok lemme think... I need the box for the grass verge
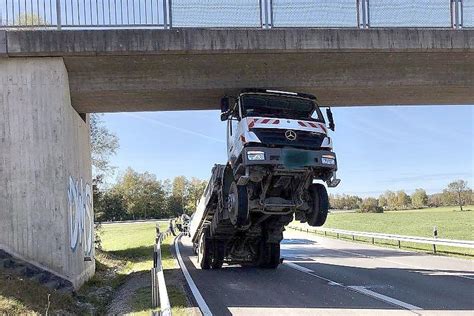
[292,205,474,257]
[0,221,192,315]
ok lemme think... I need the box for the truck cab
[222,89,339,189]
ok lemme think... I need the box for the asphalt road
[176,229,474,316]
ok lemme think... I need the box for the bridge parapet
[0,0,472,30]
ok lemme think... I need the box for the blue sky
[102,105,473,197]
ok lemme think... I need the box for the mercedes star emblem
[285,130,297,141]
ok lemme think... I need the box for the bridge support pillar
[0,57,95,288]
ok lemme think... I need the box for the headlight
[247,151,265,161]
[321,156,335,165]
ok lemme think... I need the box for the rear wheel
[197,230,211,269]
[306,183,329,227]
[210,241,225,269]
[228,182,249,227]
[258,242,280,269]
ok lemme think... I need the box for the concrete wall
[0,57,95,288]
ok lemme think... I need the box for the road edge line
[174,234,213,316]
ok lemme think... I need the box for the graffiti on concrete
[68,176,93,256]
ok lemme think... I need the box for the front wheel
[228,182,249,227]
[306,183,329,227]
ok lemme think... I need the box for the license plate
[282,150,312,169]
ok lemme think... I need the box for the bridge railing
[0,0,471,30]
[151,224,173,316]
[289,226,474,254]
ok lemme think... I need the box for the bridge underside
[65,51,473,112]
[3,28,473,112]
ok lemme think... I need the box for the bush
[358,198,383,213]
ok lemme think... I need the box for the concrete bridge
[0,27,473,288]
[2,28,474,112]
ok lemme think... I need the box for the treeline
[94,168,207,221]
[330,180,473,213]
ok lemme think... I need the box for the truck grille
[252,128,325,150]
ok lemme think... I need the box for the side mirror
[220,112,230,121]
[220,97,230,121]
[221,97,230,113]
[326,108,335,131]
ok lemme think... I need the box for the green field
[294,205,474,256]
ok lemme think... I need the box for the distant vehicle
[176,214,191,235]
[189,89,340,269]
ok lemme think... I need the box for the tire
[258,242,280,269]
[210,241,225,269]
[197,231,211,270]
[228,182,249,227]
[306,183,329,227]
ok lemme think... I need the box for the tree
[359,198,383,213]
[186,178,207,213]
[167,176,189,216]
[90,114,119,178]
[396,190,411,210]
[446,180,471,211]
[411,189,428,209]
[94,190,127,222]
[378,194,387,209]
[381,190,398,210]
[16,13,46,28]
[329,194,362,210]
[428,193,445,207]
[114,168,167,219]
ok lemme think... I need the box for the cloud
[121,113,225,143]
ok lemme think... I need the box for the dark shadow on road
[177,237,474,316]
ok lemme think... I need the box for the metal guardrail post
[357,0,370,29]
[260,0,273,29]
[56,0,62,30]
[451,0,463,29]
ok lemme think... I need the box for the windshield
[240,94,323,121]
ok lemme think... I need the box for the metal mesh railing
[272,0,358,27]
[0,0,471,29]
[171,0,261,27]
[464,0,473,27]
[368,0,452,27]
[0,0,169,28]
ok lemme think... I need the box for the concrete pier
[0,58,94,288]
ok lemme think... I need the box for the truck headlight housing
[247,151,265,161]
[321,155,335,165]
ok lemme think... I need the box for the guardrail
[151,223,174,316]
[289,226,474,254]
[0,0,471,29]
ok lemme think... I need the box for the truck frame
[189,89,340,269]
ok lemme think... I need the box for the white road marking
[285,261,423,313]
[348,286,423,311]
[174,234,213,316]
[289,231,474,281]
[284,261,343,286]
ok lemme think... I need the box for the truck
[189,89,340,269]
